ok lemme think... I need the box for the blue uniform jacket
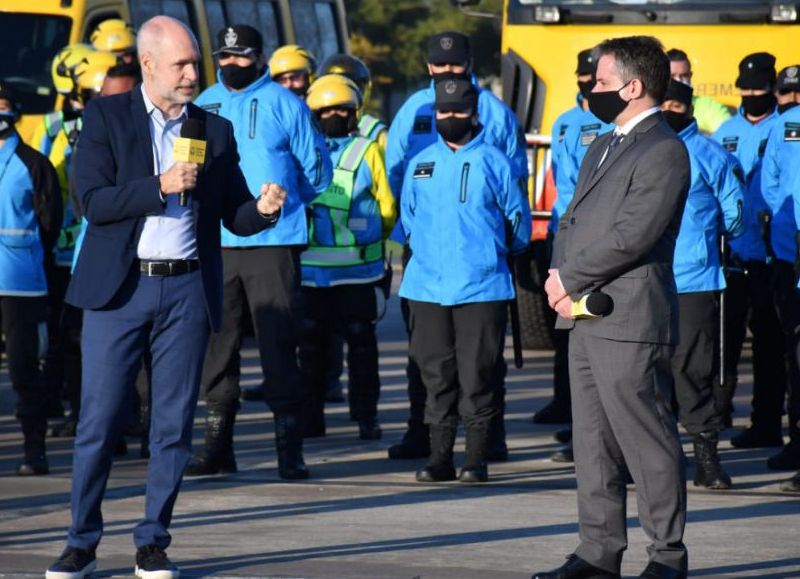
[399,130,532,305]
[674,120,745,293]
[195,69,332,247]
[550,107,613,232]
[385,75,528,242]
[762,105,800,264]
[0,133,62,295]
[549,99,582,195]
[712,109,778,262]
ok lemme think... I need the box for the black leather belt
[139,259,200,276]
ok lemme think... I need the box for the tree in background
[344,0,503,119]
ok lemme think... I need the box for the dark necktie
[596,132,624,170]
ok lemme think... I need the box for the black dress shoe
[416,463,456,482]
[730,427,783,449]
[639,561,687,578]
[532,554,619,579]
[459,463,488,483]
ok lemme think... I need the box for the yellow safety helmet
[268,45,317,78]
[90,19,135,54]
[51,43,94,95]
[318,54,372,108]
[73,51,118,100]
[306,74,362,112]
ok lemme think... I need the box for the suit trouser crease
[69,269,209,550]
[570,328,687,573]
[408,300,506,428]
[201,246,305,414]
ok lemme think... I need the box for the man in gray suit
[533,36,690,579]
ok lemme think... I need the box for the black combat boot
[416,424,457,482]
[460,423,489,483]
[17,417,49,476]
[692,431,731,489]
[274,413,310,480]
[388,421,430,459]
[184,408,237,476]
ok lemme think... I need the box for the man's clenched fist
[257,182,287,216]
[159,162,199,195]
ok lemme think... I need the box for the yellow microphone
[173,119,206,206]
[571,291,613,319]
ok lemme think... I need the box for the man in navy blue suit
[46,16,286,579]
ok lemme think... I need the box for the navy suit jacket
[66,86,274,331]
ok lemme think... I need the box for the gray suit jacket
[551,111,690,345]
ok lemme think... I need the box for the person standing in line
[400,78,531,484]
[186,25,331,480]
[0,83,62,476]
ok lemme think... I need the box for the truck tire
[514,241,556,350]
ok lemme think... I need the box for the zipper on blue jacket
[249,99,258,139]
[313,149,322,187]
[459,162,470,203]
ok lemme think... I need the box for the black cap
[576,49,595,75]
[214,25,263,56]
[0,81,18,110]
[777,65,800,92]
[427,32,471,66]
[433,78,478,113]
[664,79,693,107]
[736,52,777,90]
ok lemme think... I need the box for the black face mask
[578,80,594,100]
[662,111,693,133]
[319,113,356,138]
[288,86,308,98]
[588,81,631,124]
[221,63,258,90]
[741,93,776,118]
[778,101,799,115]
[436,116,474,143]
[431,70,469,83]
[0,112,16,139]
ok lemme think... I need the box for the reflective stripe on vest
[358,114,385,140]
[44,112,62,139]
[304,136,382,267]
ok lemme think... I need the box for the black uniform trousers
[1,296,48,418]
[408,300,506,428]
[772,260,800,445]
[721,261,786,434]
[201,246,305,415]
[299,284,380,421]
[672,291,724,435]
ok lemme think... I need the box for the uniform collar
[736,106,777,126]
[325,134,356,152]
[0,132,19,163]
[436,124,485,154]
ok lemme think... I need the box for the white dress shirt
[137,86,198,260]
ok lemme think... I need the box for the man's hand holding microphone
[159,162,199,201]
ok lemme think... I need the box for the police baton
[719,233,728,392]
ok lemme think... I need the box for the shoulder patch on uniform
[413,115,433,134]
[200,103,221,115]
[413,161,435,179]
[722,136,738,152]
[580,123,601,147]
[784,122,800,142]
